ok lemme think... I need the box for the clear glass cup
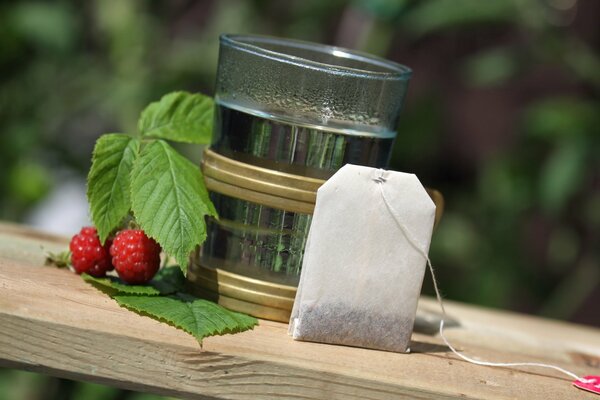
[192,34,412,319]
[212,34,412,180]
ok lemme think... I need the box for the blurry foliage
[462,47,520,87]
[401,0,516,36]
[0,0,598,398]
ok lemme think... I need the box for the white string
[374,173,591,384]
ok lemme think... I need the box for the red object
[573,376,600,395]
[110,229,161,284]
[69,227,113,277]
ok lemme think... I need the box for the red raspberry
[110,229,161,284]
[69,227,113,277]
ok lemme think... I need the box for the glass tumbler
[188,34,413,321]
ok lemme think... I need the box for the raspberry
[69,227,113,277]
[110,229,161,284]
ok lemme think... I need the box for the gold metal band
[187,260,296,322]
[203,176,316,214]
[188,287,293,322]
[202,149,322,202]
[202,148,444,225]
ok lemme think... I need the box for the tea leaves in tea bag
[289,164,436,353]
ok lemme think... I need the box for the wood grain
[0,222,599,399]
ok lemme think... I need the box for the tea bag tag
[289,164,435,352]
[573,376,600,395]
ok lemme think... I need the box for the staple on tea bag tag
[289,164,436,353]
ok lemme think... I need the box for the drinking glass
[189,34,412,321]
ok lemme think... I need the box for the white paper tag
[289,164,436,352]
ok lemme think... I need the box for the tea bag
[289,164,436,353]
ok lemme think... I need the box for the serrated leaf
[81,267,185,296]
[138,91,214,144]
[114,295,258,342]
[82,274,161,295]
[87,134,140,243]
[131,140,217,273]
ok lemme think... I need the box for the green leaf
[131,140,217,273]
[87,134,140,243]
[81,266,186,296]
[82,274,161,296]
[138,91,214,144]
[114,295,258,342]
[150,265,186,294]
[81,267,256,343]
[45,251,70,269]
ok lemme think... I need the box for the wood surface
[0,222,599,399]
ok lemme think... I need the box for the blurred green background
[0,0,598,398]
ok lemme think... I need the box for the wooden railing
[0,222,598,399]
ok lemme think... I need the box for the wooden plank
[0,222,599,399]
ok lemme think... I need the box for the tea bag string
[374,171,591,384]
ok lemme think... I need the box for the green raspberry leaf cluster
[86,91,217,274]
[76,91,258,344]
